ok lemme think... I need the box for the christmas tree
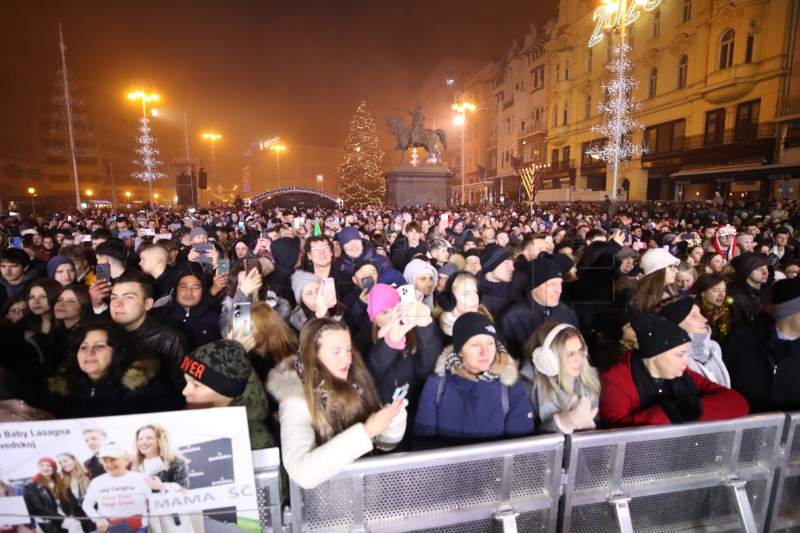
[338,101,385,205]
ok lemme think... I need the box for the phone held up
[232,302,251,336]
[95,263,111,283]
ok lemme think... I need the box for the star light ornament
[132,117,166,192]
[586,42,647,195]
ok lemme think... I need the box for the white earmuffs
[532,323,573,377]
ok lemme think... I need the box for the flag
[313,218,322,236]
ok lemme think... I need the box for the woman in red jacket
[600,312,748,427]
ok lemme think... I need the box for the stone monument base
[384,165,453,208]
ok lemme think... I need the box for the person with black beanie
[600,313,748,427]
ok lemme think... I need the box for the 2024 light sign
[589,0,663,48]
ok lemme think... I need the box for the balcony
[502,99,515,111]
[682,122,776,166]
[776,95,800,119]
[486,132,497,149]
[518,121,546,138]
[553,79,572,94]
[547,124,571,147]
[700,63,759,104]
[683,122,774,150]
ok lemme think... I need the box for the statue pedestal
[384,165,453,207]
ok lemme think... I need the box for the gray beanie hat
[291,271,321,304]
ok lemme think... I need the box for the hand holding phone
[217,258,230,275]
[321,277,337,307]
[232,302,251,336]
[392,383,409,402]
[96,263,111,283]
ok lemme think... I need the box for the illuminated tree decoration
[338,101,385,205]
[132,117,166,187]
[586,43,646,173]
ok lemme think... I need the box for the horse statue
[387,116,447,165]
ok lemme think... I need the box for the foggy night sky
[2,0,557,187]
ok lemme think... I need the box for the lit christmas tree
[587,42,645,198]
[132,116,166,206]
[338,101,385,205]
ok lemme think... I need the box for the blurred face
[702,281,727,307]
[317,329,352,380]
[679,305,708,334]
[176,275,203,307]
[43,237,54,250]
[407,229,420,247]
[0,261,26,284]
[532,278,563,307]
[453,277,479,317]
[689,247,704,265]
[136,428,160,458]
[58,455,76,473]
[530,239,547,260]
[708,255,724,273]
[308,241,333,267]
[738,235,754,252]
[32,234,43,247]
[54,263,76,286]
[645,343,691,380]
[343,238,363,258]
[460,334,496,374]
[38,461,54,477]
[235,243,249,259]
[77,329,113,381]
[619,256,635,274]
[182,374,231,406]
[352,265,378,289]
[101,456,128,477]
[563,335,585,378]
[775,233,789,246]
[110,282,153,329]
[496,232,509,247]
[415,271,435,296]
[28,286,50,316]
[54,289,82,321]
[663,263,678,284]
[430,245,450,263]
[300,281,321,310]
[465,256,481,275]
[490,258,515,283]
[718,232,734,247]
[6,300,27,323]
[675,271,694,292]
[748,265,769,285]
[83,431,105,454]
[784,265,800,279]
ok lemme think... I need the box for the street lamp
[153,193,159,206]
[125,191,131,205]
[86,189,93,197]
[452,91,476,205]
[202,133,222,191]
[270,145,286,187]
[27,187,36,215]
[128,85,161,208]
[316,174,324,192]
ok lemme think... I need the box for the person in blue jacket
[414,312,535,449]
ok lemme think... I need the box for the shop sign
[675,179,691,185]
[767,172,794,181]
[715,177,735,183]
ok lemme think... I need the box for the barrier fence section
[769,412,800,533]
[560,413,786,533]
[285,433,565,533]
[252,448,284,532]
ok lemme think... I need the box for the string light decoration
[337,101,386,205]
[586,42,646,198]
[132,117,166,200]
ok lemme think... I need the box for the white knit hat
[639,248,679,276]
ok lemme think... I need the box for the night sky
[2,0,557,186]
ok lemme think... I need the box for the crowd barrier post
[251,448,285,532]
[767,411,800,532]
[560,414,785,533]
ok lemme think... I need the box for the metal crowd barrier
[284,433,565,532]
[560,413,785,533]
[252,447,284,532]
[768,412,800,533]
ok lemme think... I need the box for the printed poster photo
[0,407,260,533]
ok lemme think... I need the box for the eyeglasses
[8,307,24,315]
[310,246,331,253]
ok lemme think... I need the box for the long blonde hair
[57,453,90,496]
[524,323,600,399]
[131,425,189,472]
[299,318,381,444]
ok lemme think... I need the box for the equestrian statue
[387,103,447,165]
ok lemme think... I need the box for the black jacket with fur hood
[47,358,183,419]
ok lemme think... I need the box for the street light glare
[454,115,465,126]
[28,187,35,194]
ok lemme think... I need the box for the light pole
[202,133,222,192]
[125,191,131,206]
[270,145,286,187]
[316,174,324,192]
[128,85,161,208]
[452,92,476,205]
[153,193,159,206]
[27,187,36,215]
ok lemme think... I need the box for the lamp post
[452,91,476,206]
[202,133,222,192]
[27,187,36,215]
[270,145,286,187]
[128,85,161,208]
[316,174,324,192]
[125,191,131,206]
[153,193,159,206]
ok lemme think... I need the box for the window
[555,64,561,82]
[735,99,760,141]
[704,108,726,146]
[552,105,559,128]
[564,63,570,81]
[676,55,688,89]
[562,103,569,126]
[719,29,735,70]
[551,149,560,167]
[745,34,755,63]
[648,68,658,98]
[682,0,692,22]
[562,146,571,167]
[582,139,606,166]
[644,120,686,154]
[587,48,593,72]
[652,10,661,38]
[533,66,545,90]
[584,95,592,119]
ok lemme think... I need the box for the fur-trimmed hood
[48,358,161,396]
[434,342,519,386]
[266,355,305,403]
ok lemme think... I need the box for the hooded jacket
[728,253,772,326]
[0,267,39,300]
[151,270,222,352]
[269,237,301,307]
[497,294,579,360]
[47,358,182,419]
[267,356,405,489]
[402,259,438,310]
[413,343,534,449]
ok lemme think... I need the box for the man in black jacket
[728,252,771,326]
[725,277,800,412]
[391,221,427,272]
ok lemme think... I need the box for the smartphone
[217,258,230,275]
[679,233,694,240]
[169,223,182,231]
[112,215,117,221]
[398,284,416,305]
[96,263,111,283]
[321,277,336,301]
[261,230,270,239]
[243,258,259,274]
[440,213,448,223]
[154,233,173,241]
[293,218,301,229]
[232,302,251,336]
[140,228,156,237]
[632,241,648,251]
[360,275,375,293]
[193,242,213,263]
[392,383,409,402]
[9,237,22,249]
[238,221,245,230]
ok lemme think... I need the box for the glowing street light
[452,91,477,205]
[27,187,36,215]
[127,82,163,207]
[270,144,286,187]
[86,189,93,197]
[202,133,222,191]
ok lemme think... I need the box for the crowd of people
[0,195,799,495]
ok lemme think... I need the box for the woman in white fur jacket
[267,318,407,489]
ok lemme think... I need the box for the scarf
[536,376,595,424]
[630,356,699,412]
[443,346,513,382]
[699,300,730,339]
[439,311,457,337]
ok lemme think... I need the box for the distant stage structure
[249,187,344,209]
